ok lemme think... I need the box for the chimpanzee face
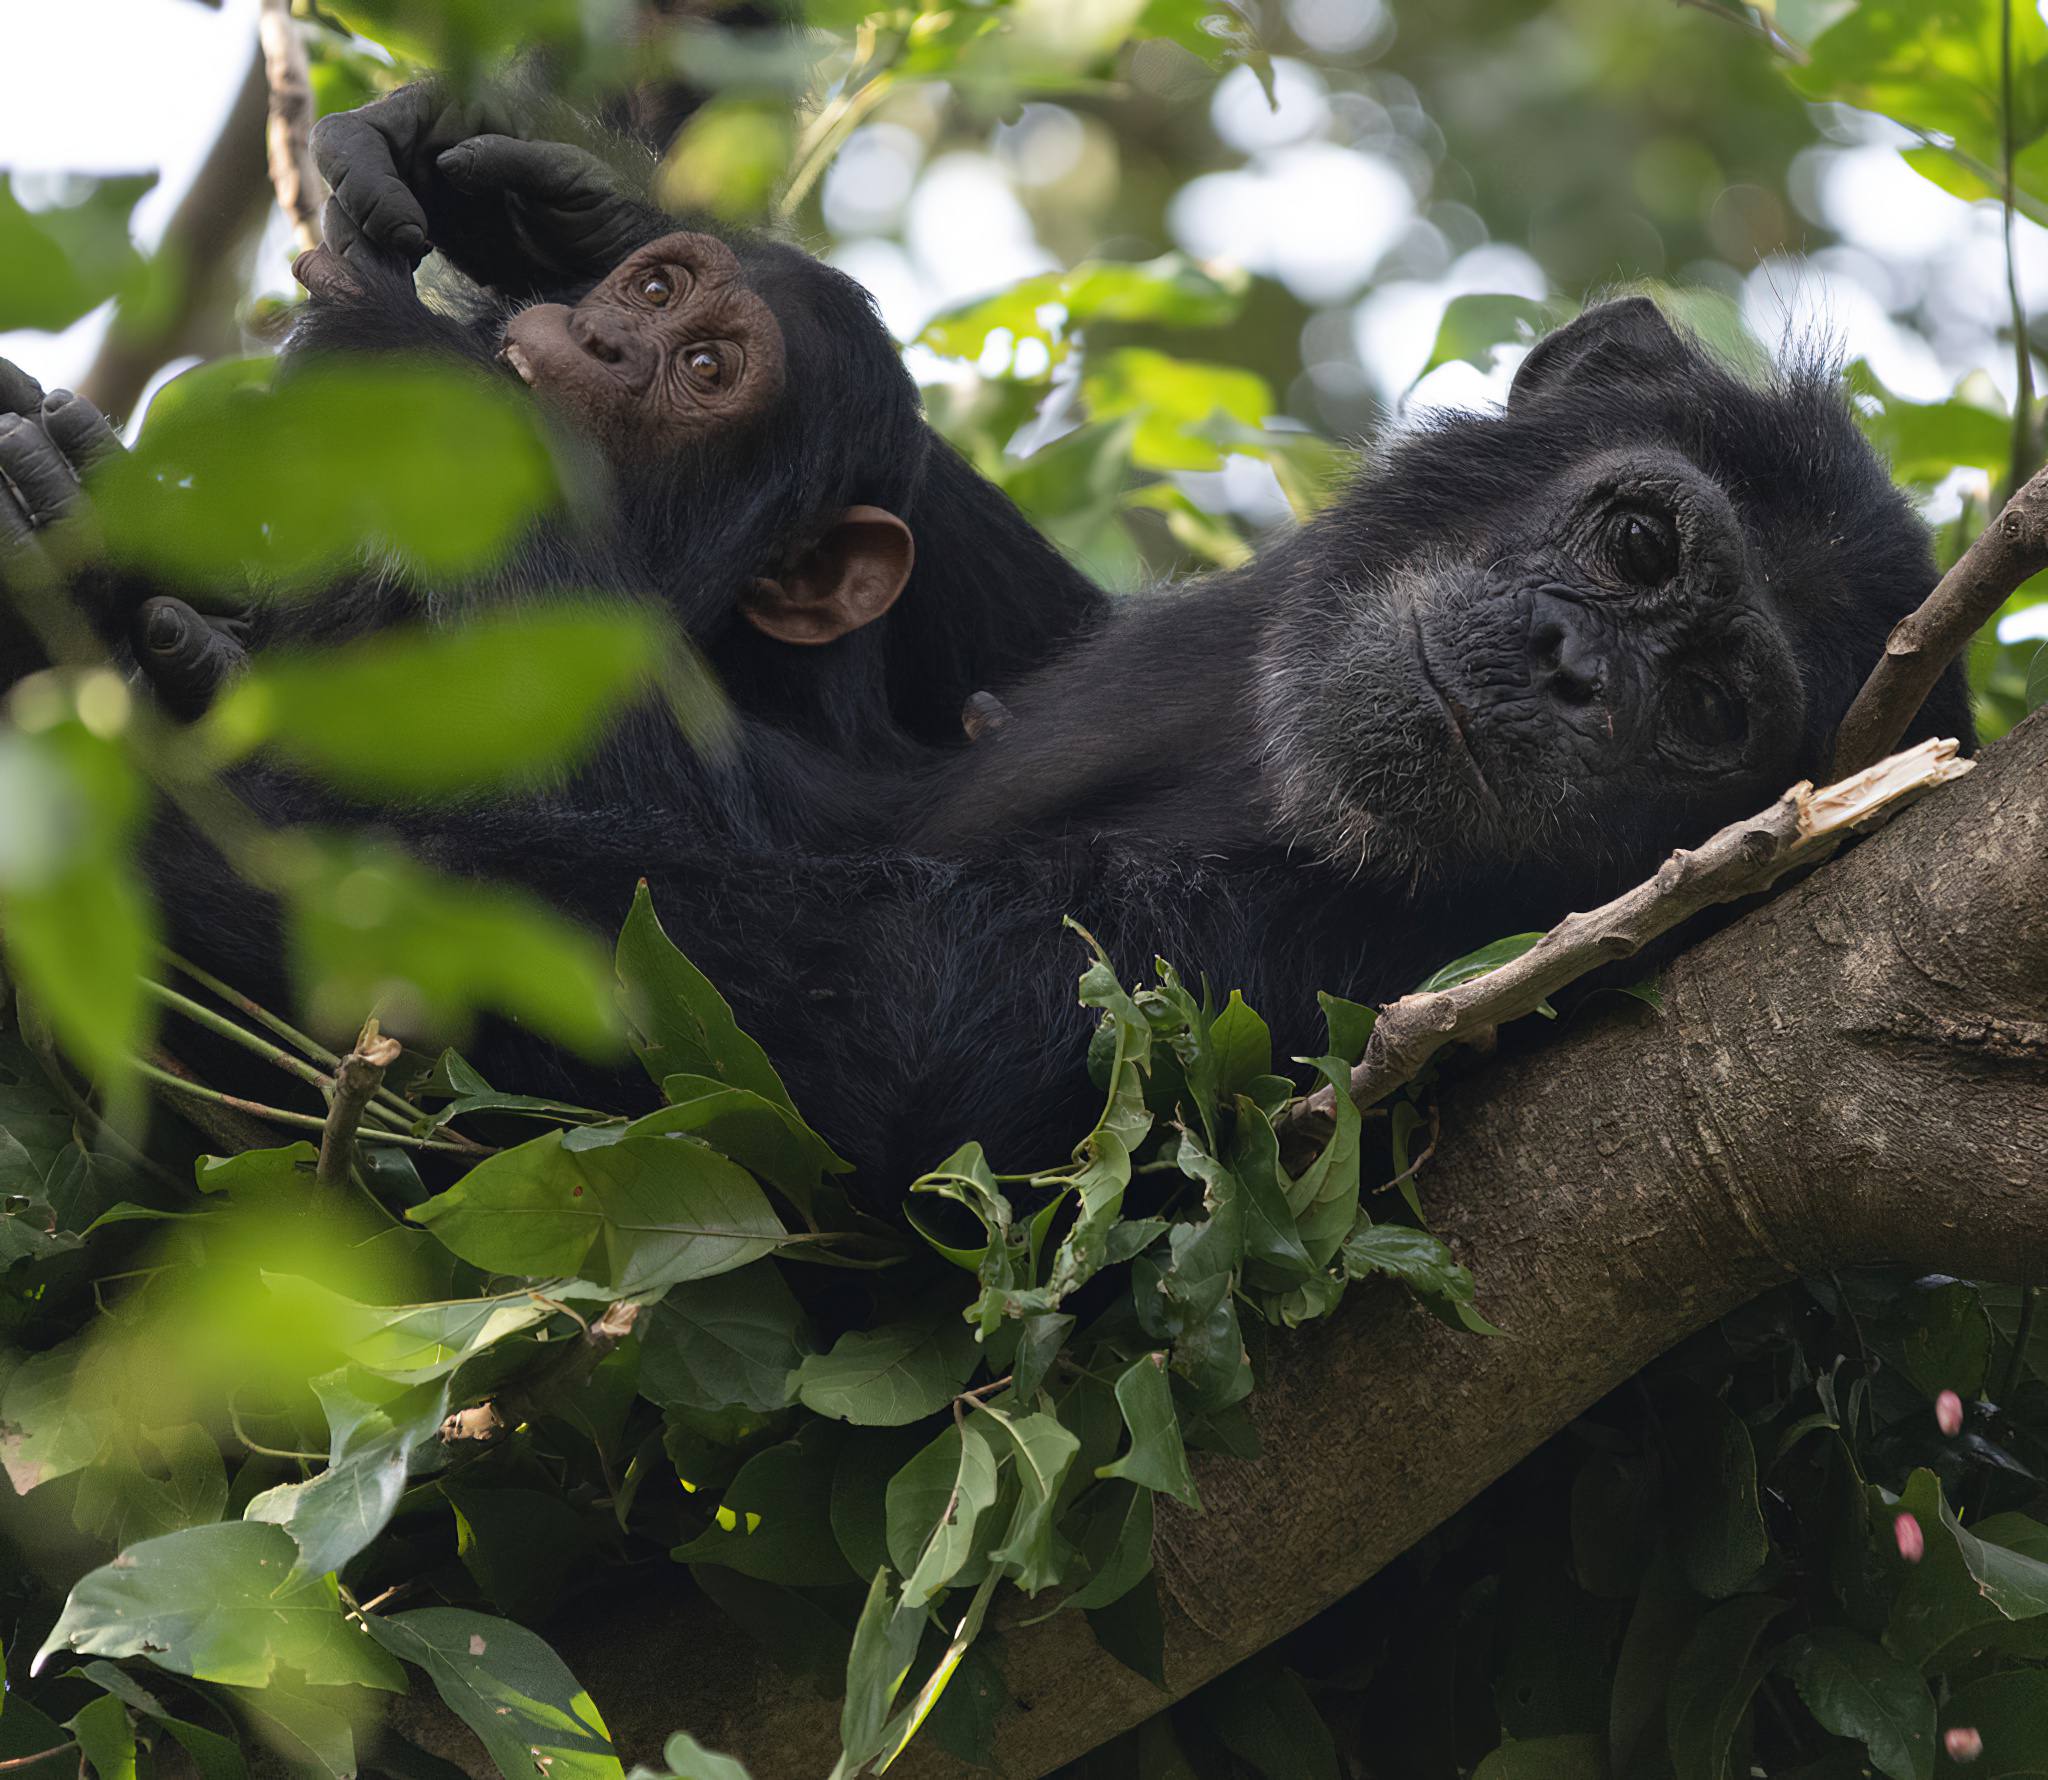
[1257,300,1945,893]
[497,231,788,457]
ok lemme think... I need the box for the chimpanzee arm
[311,85,671,294]
[0,368,249,718]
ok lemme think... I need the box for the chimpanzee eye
[686,347,724,384]
[1607,510,1680,586]
[640,273,674,307]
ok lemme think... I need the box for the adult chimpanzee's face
[1254,302,1940,894]
[498,231,787,457]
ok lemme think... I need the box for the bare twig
[259,0,324,255]
[1832,461,2048,776]
[1672,0,1809,64]
[316,1018,404,1191]
[1277,738,1974,1148]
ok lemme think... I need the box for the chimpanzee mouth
[1408,612,1502,813]
[497,341,537,387]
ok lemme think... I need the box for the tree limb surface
[1832,459,2048,777]
[384,713,2048,1779]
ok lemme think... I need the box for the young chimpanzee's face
[497,231,788,458]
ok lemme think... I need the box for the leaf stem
[2003,0,2038,498]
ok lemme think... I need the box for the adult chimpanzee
[0,300,1972,1206]
[0,94,1104,759]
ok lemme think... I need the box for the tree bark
[385,711,2048,1780]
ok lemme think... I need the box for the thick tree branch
[78,50,272,423]
[377,713,2048,1779]
[1833,458,2048,776]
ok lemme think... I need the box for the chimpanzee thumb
[133,597,248,721]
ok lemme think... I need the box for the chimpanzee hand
[312,86,656,292]
[0,365,249,720]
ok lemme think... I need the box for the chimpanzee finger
[312,102,432,265]
[133,597,249,720]
[0,357,44,417]
[437,135,614,207]
[38,390,122,481]
[0,412,81,530]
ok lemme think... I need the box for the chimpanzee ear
[1509,297,1685,409]
[741,506,916,646]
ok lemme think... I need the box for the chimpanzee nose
[1529,594,1605,706]
[570,310,636,371]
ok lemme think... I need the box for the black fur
[163,301,1971,1208]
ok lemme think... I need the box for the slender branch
[1277,739,1973,1148]
[316,1019,404,1191]
[259,0,323,255]
[0,1748,75,1774]
[135,1058,487,1154]
[1671,0,1809,64]
[1832,460,2048,776]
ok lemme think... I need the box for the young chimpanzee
[0,90,1104,763]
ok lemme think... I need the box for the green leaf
[244,1367,451,1584]
[1198,1661,1339,1780]
[1883,1468,2048,1666]
[891,1421,1003,1609]
[1082,348,1275,472]
[205,608,674,798]
[1665,1595,1786,1780]
[1792,0,2048,181]
[976,1405,1082,1593]
[837,1570,924,1775]
[2028,641,2048,713]
[794,1312,979,1426]
[1896,1279,1994,1399]
[614,886,800,1109]
[1848,361,2013,485]
[1097,1352,1200,1508]
[97,356,556,590]
[1065,1480,1156,1612]
[1421,293,1553,379]
[643,1075,850,1209]
[640,1264,809,1415]
[1415,932,1544,993]
[0,723,155,1101]
[671,1428,852,1586]
[1472,1737,1612,1779]
[214,1678,359,1780]
[918,254,1248,367]
[67,1690,135,1780]
[74,1663,246,1780]
[411,1122,784,1296]
[284,834,620,1058]
[1778,1630,1935,1780]
[0,173,150,332]
[1317,991,1376,1067]
[657,96,794,223]
[1342,1223,1503,1335]
[71,1422,231,1551]
[1938,1671,2048,1777]
[261,1274,561,1384]
[646,1730,754,1780]
[362,1609,624,1780]
[1668,1390,1771,1600]
[34,1521,407,1690]
[1207,992,1272,1101]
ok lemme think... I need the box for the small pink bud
[1944,1726,1983,1762]
[1936,1390,1965,1436]
[1894,1511,1925,1563]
